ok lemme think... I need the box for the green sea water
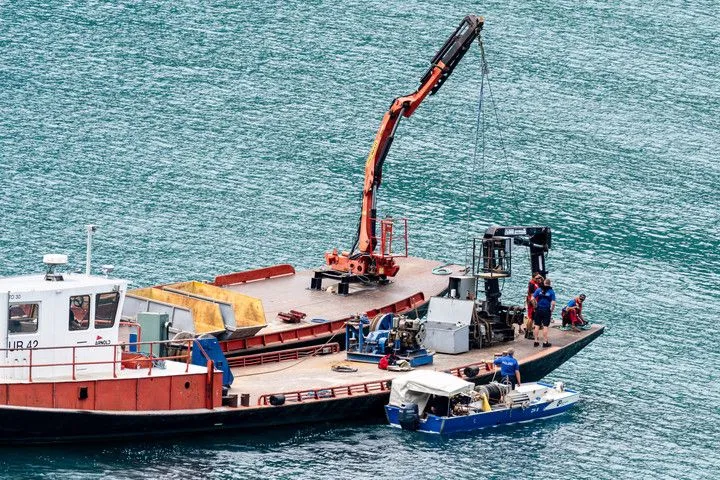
[0,1,718,478]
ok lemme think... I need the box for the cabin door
[5,291,43,380]
[66,293,96,375]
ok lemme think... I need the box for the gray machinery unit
[434,225,552,348]
[471,225,552,345]
[423,296,474,354]
[447,275,477,301]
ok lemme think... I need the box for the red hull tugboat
[0,254,227,443]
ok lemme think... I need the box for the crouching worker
[378,352,397,370]
[493,348,521,389]
[562,294,587,332]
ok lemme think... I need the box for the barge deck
[214,257,456,354]
[224,256,452,331]
[229,323,604,408]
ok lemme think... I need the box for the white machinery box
[423,297,474,354]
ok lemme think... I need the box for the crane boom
[325,15,485,279]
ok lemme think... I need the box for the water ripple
[0,0,718,478]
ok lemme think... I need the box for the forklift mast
[472,225,552,343]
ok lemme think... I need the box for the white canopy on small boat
[389,370,474,413]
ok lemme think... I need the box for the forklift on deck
[446,225,552,348]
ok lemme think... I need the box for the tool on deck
[277,310,307,324]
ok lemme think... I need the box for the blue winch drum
[398,403,420,431]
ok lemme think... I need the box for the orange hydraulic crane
[321,15,485,287]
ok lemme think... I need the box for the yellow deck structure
[128,287,226,335]
[163,281,266,329]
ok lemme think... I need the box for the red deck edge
[0,338,224,411]
[257,379,391,406]
[212,264,296,287]
[0,371,224,411]
[227,343,340,368]
[219,292,426,355]
[366,291,425,317]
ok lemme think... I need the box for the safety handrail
[0,338,216,383]
[257,379,391,406]
[227,343,340,368]
[370,216,408,258]
[0,338,194,354]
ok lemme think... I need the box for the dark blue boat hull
[385,394,578,434]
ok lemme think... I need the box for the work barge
[0,15,603,443]
[0,255,602,444]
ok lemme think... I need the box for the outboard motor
[398,403,420,431]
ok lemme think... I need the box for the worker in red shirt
[562,294,587,332]
[525,272,544,337]
[378,352,397,370]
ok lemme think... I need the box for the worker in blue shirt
[492,348,521,389]
[532,277,556,348]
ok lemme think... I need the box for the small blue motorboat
[385,370,579,434]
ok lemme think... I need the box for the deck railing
[373,216,408,258]
[227,343,340,368]
[0,338,214,383]
[257,379,392,406]
[254,360,500,406]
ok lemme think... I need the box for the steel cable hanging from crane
[463,36,489,269]
[462,33,524,270]
[481,44,520,215]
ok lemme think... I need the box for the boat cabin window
[94,292,119,329]
[8,303,40,334]
[69,295,91,331]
